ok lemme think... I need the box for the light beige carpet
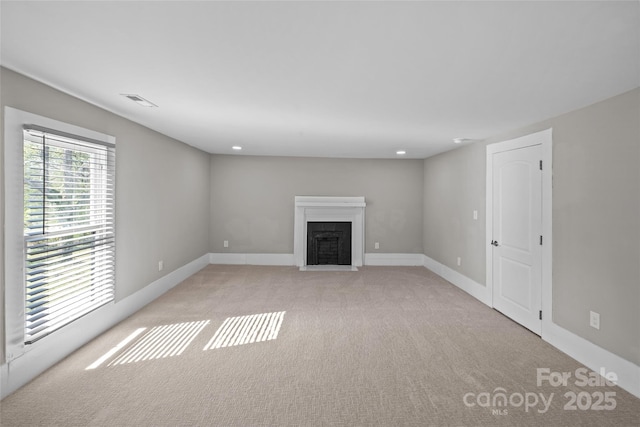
[1,265,639,426]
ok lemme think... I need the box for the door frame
[486,128,553,336]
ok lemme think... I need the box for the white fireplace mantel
[294,196,366,268]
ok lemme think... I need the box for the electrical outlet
[457,257,461,266]
[590,311,600,330]
[158,260,163,271]
[223,240,229,248]
[375,242,380,250]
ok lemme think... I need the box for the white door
[491,144,542,335]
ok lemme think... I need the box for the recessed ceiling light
[396,150,406,155]
[121,94,158,108]
[453,138,471,144]
[232,146,242,150]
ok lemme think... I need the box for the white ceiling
[1,1,638,159]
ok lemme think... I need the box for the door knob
[491,240,499,247]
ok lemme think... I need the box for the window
[22,125,116,344]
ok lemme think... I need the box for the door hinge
[539,160,543,170]
[540,235,543,245]
[539,310,542,320]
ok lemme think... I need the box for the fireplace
[307,222,352,265]
[294,196,366,269]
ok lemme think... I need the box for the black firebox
[306,222,352,265]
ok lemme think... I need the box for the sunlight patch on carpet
[108,320,210,365]
[85,320,210,369]
[85,327,147,370]
[203,311,285,350]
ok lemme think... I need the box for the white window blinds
[23,125,116,344]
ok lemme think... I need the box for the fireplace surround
[294,196,365,269]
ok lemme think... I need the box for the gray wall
[423,142,486,284]
[0,68,211,364]
[210,155,424,254]
[423,88,640,364]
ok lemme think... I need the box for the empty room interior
[1,1,639,426]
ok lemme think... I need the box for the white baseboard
[209,253,295,266]
[364,253,425,266]
[544,319,640,399]
[0,254,209,400]
[422,254,490,305]
[209,253,425,267]
[421,254,640,399]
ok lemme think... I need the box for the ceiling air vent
[121,94,158,107]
